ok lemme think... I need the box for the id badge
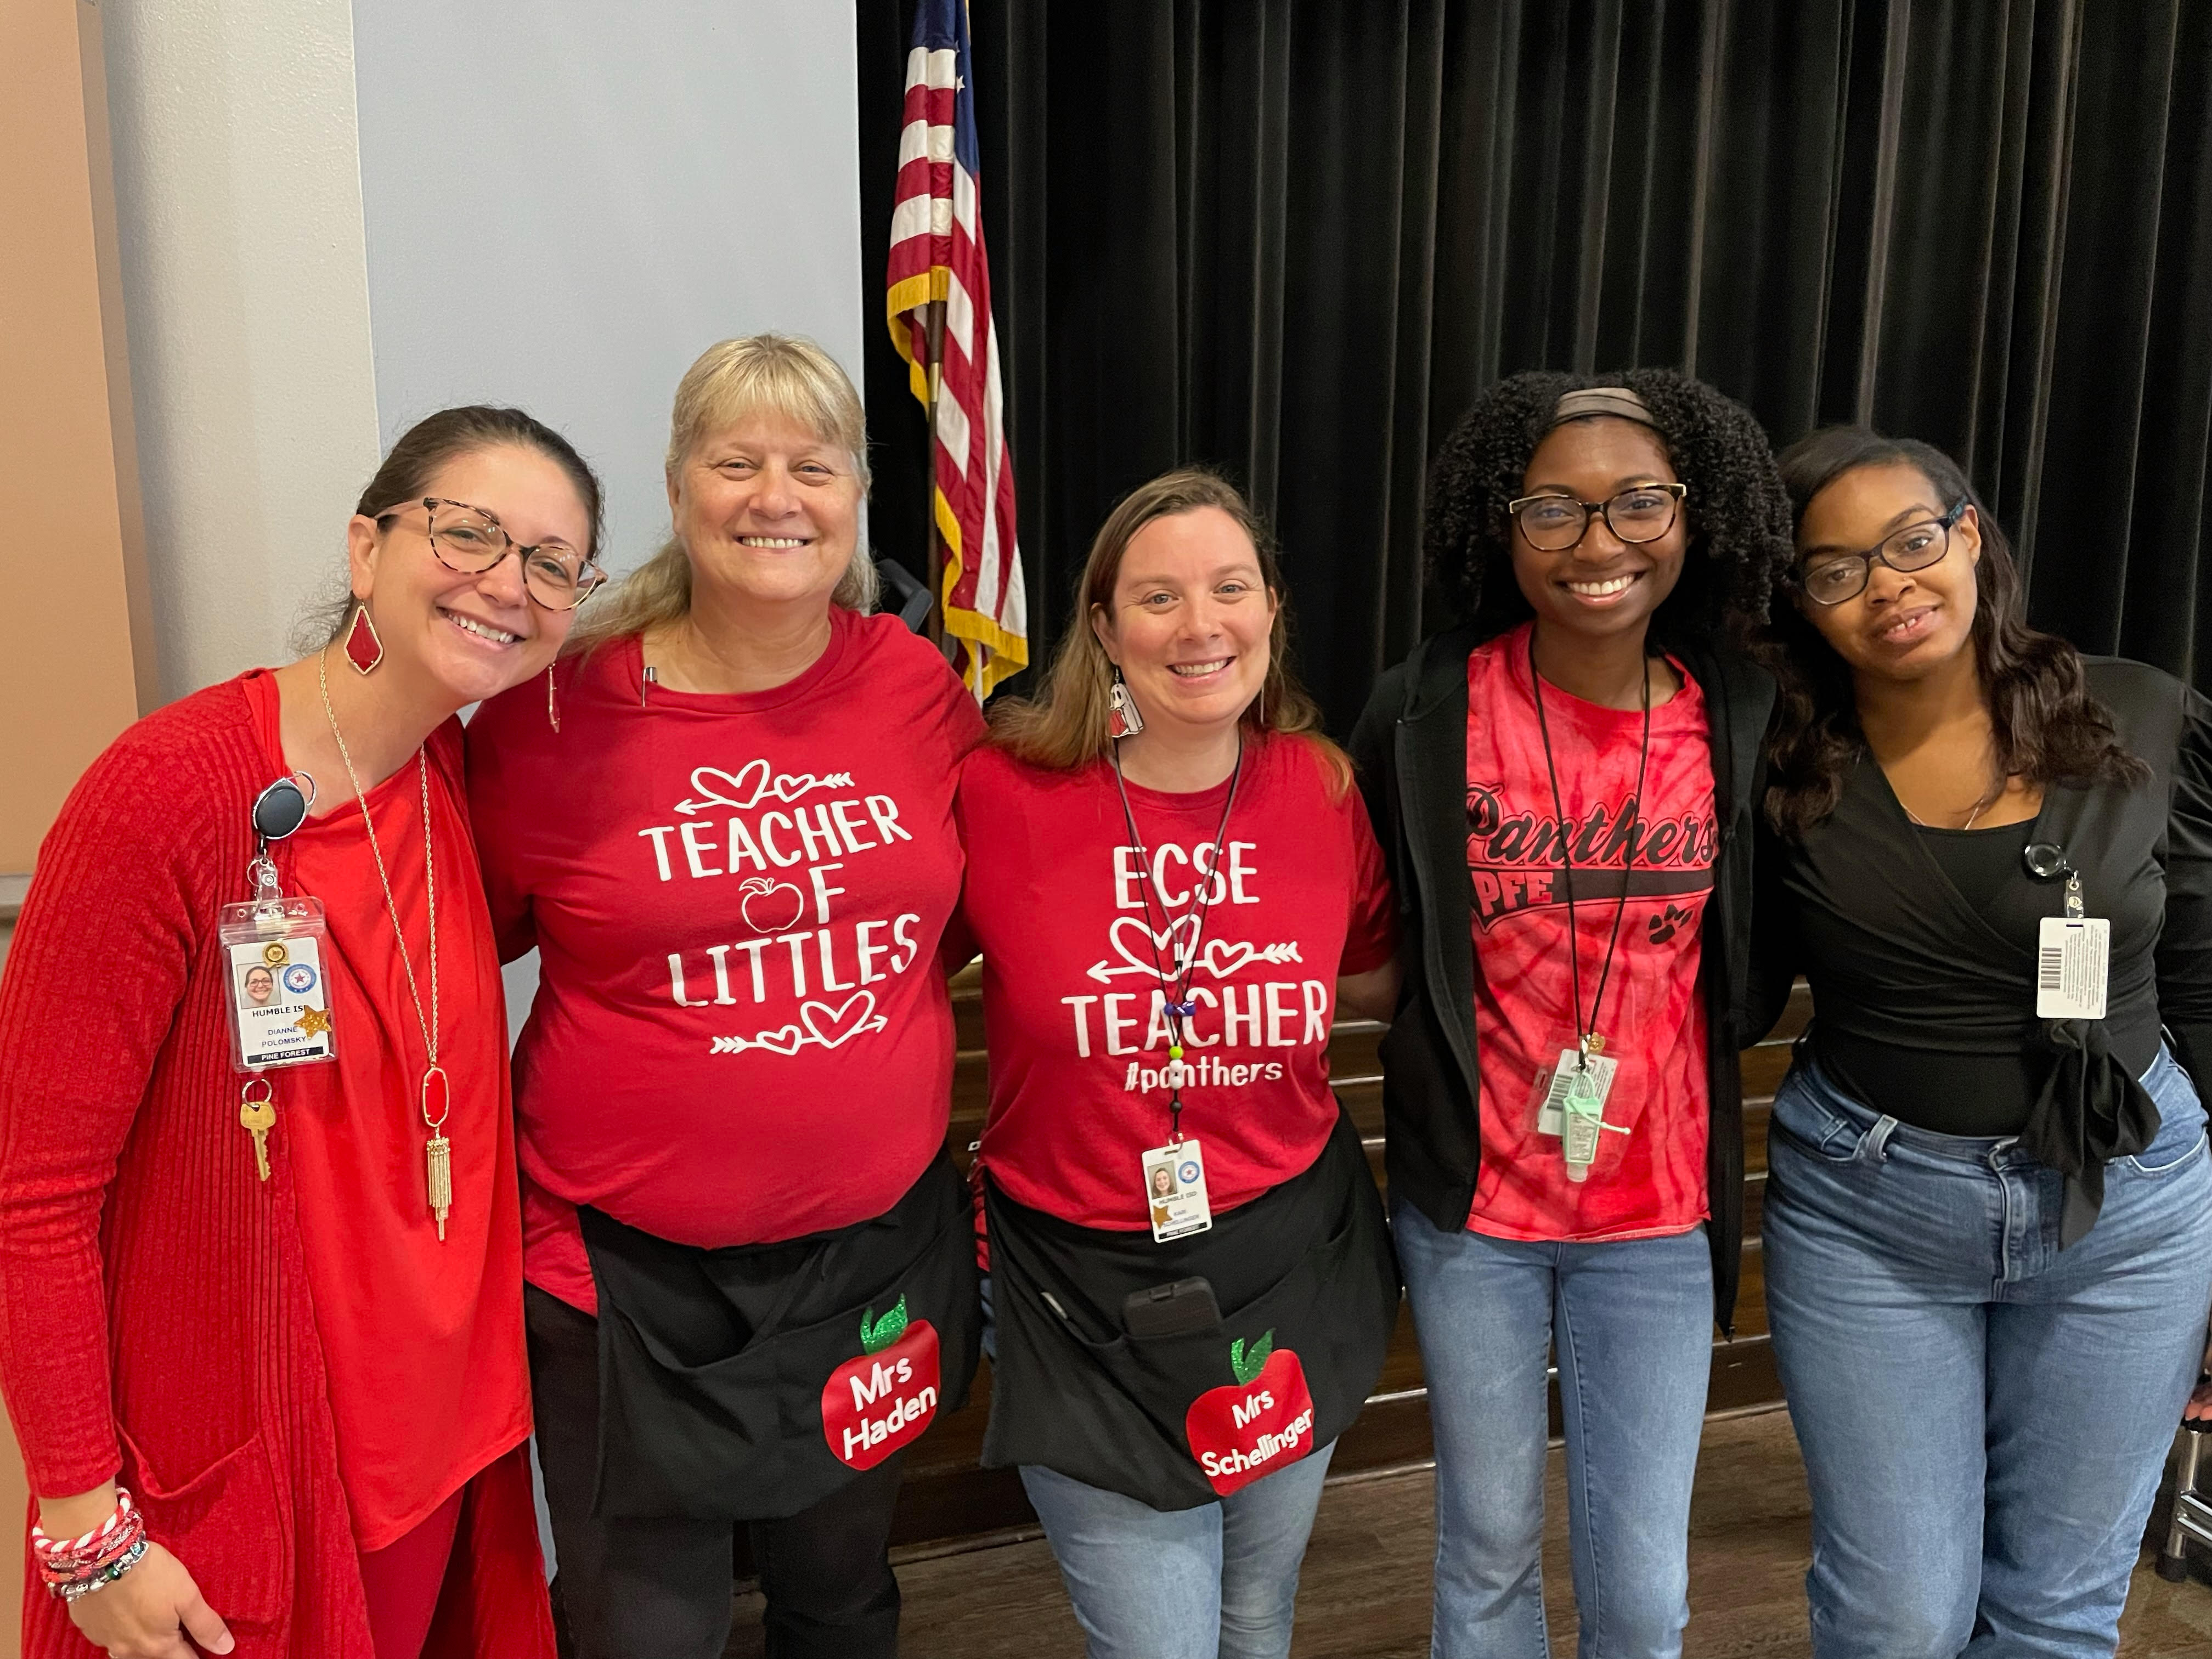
[1141,1139,1214,1243]
[218,897,336,1071]
[1533,1048,1618,1138]
[2036,916,2111,1021]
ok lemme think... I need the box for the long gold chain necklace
[319,645,453,1239]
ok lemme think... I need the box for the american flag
[886,0,1027,698]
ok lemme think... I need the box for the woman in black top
[1752,427,2212,1658]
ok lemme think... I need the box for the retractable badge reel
[2024,842,2109,1020]
[219,776,337,1077]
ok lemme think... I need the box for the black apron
[981,1107,1398,1511]
[580,1147,980,1520]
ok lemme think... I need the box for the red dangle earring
[1108,664,1145,740]
[343,603,385,675]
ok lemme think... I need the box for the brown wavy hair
[1763,427,2145,836]
[989,468,1351,794]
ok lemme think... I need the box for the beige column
[0,0,154,876]
[0,2,154,1644]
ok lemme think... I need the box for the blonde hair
[571,334,877,652]
[990,468,1351,795]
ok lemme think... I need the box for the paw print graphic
[1647,904,1694,945]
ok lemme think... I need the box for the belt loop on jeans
[1862,1115,1899,1163]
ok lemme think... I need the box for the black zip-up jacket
[1348,627,1775,1335]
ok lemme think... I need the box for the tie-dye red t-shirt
[1464,623,1714,1241]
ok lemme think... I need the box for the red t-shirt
[466,608,986,1314]
[958,734,1395,1231]
[1464,624,1714,1241]
[241,673,530,1552]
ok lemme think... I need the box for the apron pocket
[983,1109,1395,1509]
[585,1151,981,1521]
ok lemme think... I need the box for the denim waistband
[1787,1040,2180,1165]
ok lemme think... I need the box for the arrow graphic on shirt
[1084,917,1304,984]
[709,992,888,1056]
[675,760,856,815]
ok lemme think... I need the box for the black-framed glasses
[1506,483,1688,552]
[378,497,605,611]
[1797,499,1970,606]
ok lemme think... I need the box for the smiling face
[668,413,861,614]
[1793,461,1982,684]
[244,966,275,1006]
[347,443,589,706]
[1509,417,1688,647]
[1090,506,1279,743]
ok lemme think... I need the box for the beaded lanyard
[1110,735,1245,1146]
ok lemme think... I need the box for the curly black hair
[1424,368,1795,648]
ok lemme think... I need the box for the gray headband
[1550,386,1656,428]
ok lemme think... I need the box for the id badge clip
[1141,1138,1214,1243]
[2026,853,2111,1022]
[220,777,336,1074]
[1530,1040,1623,1184]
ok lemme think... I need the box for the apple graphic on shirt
[739,876,806,934]
[821,1296,943,1470]
[1183,1329,1318,1497]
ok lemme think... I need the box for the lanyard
[1527,630,1652,1068]
[1110,735,1244,1144]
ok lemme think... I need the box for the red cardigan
[0,681,555,1658]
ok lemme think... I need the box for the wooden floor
[724,1408,2212,1658]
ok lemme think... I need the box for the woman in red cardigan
[0,407,603,1659]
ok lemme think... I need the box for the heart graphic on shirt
[739,877,807,934]
[675,760,855,816]
[801,991,883,1049]
[752,1026,805,1056]
[1109,915,1202,979]
[1198,939,1262,979]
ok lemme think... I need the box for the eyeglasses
[1797,499,1970,606]
[1506,483,1688,552]
[378,497,605,611]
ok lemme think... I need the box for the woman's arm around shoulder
[2154,680,2212,1081]
[463,678,556,963]
[1347,662,1412,867]
[1335,759,1402,1023]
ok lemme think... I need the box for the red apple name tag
[1183,1329,1318,1497]
[822,1296,942,1470]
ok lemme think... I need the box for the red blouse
[240,673,529,1550]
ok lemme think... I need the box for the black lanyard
[1527,630,1652,1066]
[1110,736,1244,1144]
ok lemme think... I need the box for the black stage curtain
[857,1,2212,732]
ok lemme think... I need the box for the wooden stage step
[864,973,1811,1553]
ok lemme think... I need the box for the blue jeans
[1764,1045,2212,1658]
[1393,1197,1714,1659]
[1019,1442,1336,1659]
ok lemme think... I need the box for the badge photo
[1142,1139,1214,1243]
[218,899,337,1072]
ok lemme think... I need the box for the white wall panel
[100,0,384,698]
[351,1,868,578]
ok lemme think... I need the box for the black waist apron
[579,1147,980,1521]
[981,1107,1398,1511]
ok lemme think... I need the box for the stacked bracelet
[30,1488,149,1601]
